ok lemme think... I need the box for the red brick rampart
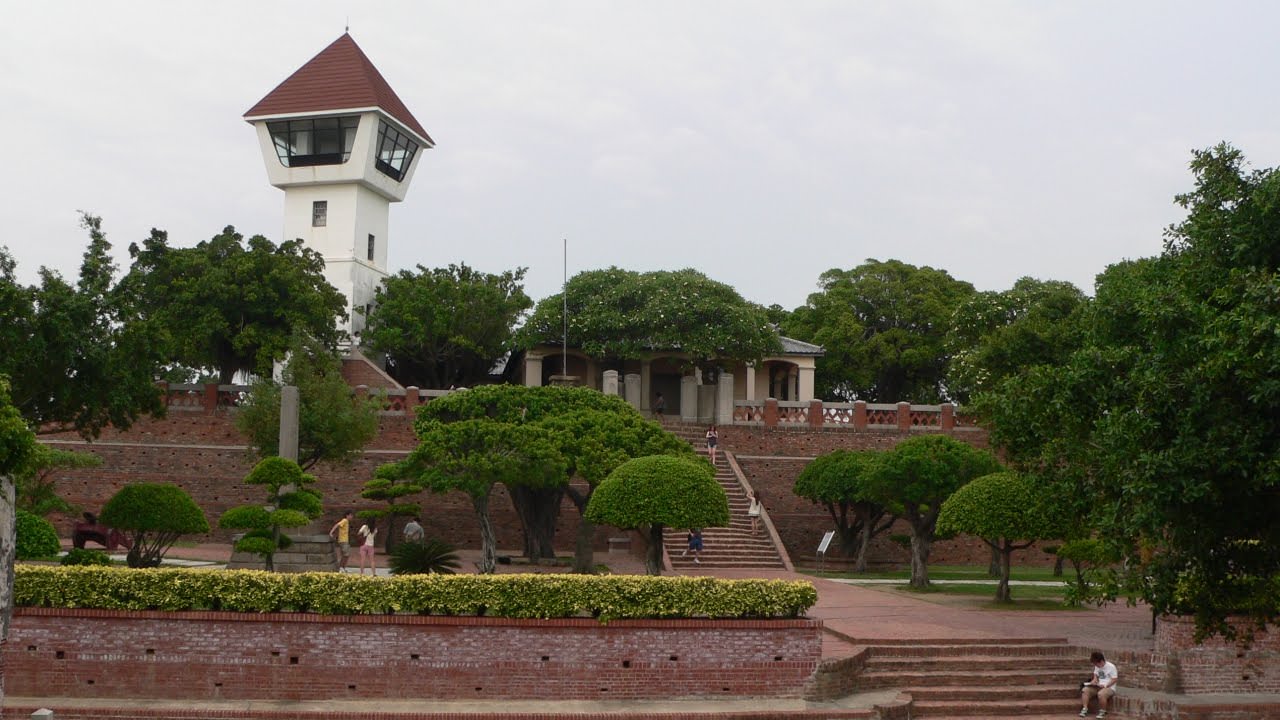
[6,608,821,702]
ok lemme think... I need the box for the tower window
[268,116,360,168]
[312,201,327,227]
[375,121,419,181]
[367,234,375,261]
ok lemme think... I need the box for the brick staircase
[851,637,1092,718]
[660,422,786,571]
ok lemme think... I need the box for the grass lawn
[878,580,1078,611]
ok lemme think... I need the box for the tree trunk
[473,494,496,574]
[988,544,1001,577]
[995,540,1012,603]
[854,520,871,573]
[383,515,398,555]
[1,474,15,644]
[573,516,596,574]
[908,526,932,589]
[509,486,560,561]
[645,524,665,575]
[1053,554,1065,577]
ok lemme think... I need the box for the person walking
[356,519,378,575]
[682,528,703,564]
[705,424,719,464]
[654,392,666,421]
[402,515,425,543]
[1079,651,1119,718]
[746,490,762,536]
[328,510,354,572]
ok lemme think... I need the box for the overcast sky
[3,1,1278,311]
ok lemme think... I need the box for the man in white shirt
[1079,651,1119,718]
[403,516,425,543]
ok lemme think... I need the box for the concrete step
[869,642,1083,658]
[907,685,1077,702]
[911,697,1080,717]
[867,656,1081,672]
[858,669,1084,689]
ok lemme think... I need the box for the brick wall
[1155,616,1280,694]
[7,608,821,702]
[44,410,1028,566]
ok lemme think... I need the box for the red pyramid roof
[245,33,432,145]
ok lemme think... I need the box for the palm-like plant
[388,538,462,575]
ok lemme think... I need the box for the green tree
[586,455,729,575]
[99,483,211,568]
[0,215,166,436]
[946,277,1085,404]
[384,420,567,573]
[363,264,532,389]
[867,435,1001,589]
[937,471,1066,602]
[520,267,781,368]
[793,450,895,572]
[416,384,692,570]
[15,444,101,517]
[234,335,380,470]
[785,259,976,402]
[359,471,426,556]
[975,144,1280,638]
[122,226,347,383]
[218,457,323,572]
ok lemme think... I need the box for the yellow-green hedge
[15,566,817,622]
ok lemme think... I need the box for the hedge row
[15,566,817,622]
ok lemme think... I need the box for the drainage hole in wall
[271,651,281,657]
[475,687,483,692]
[622,660,631,668]
[1243,675,1251,681]
[348,685,356,690]
[541,655,550,662]
[87,680,95,685]
[214,683,222,688]
[669,655,678,662]
[600,688,609,692]
[774,655,783,661]
[26,646,35,652]
[56,651,65,660]
[290,656,299,665]
[410,653,420,660]
[146,648,155,655]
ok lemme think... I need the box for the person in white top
[1079,651,1119,718]
[356,521,378,576]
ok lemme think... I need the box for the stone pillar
[279,385,300,463]
[744,364,756,401]
[680,375,698,423]
[716,372,735,425]
[624,372,642,410]
[854,400,868,430]
[697,384,716,424]
[941,403,955,430]
[602,370,619,396]
[524,355,544,387]
[640,360,652,411]
[791,368,800,401]
[798,365,816,402]
[764,398,779,427]
[808,399,823,428]
[897,401,912,431]
[203,382,218,414]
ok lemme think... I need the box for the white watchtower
[244,33,433,337]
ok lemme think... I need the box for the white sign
[817,530,836,555]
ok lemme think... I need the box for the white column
[744,364,756,401]
[717,372,735,425]
[798,365,816,402]
[680,375,698,423]
[602,369,619,395]
[624,372,642,410]
[524,355,544,387]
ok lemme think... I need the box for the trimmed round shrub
[60,548,111,566]
[389,538,461,575]
[100,483,210,568]
[16,509,61,559]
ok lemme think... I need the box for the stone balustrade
[733,398,975,431]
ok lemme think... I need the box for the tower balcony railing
[732,398,977,431]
